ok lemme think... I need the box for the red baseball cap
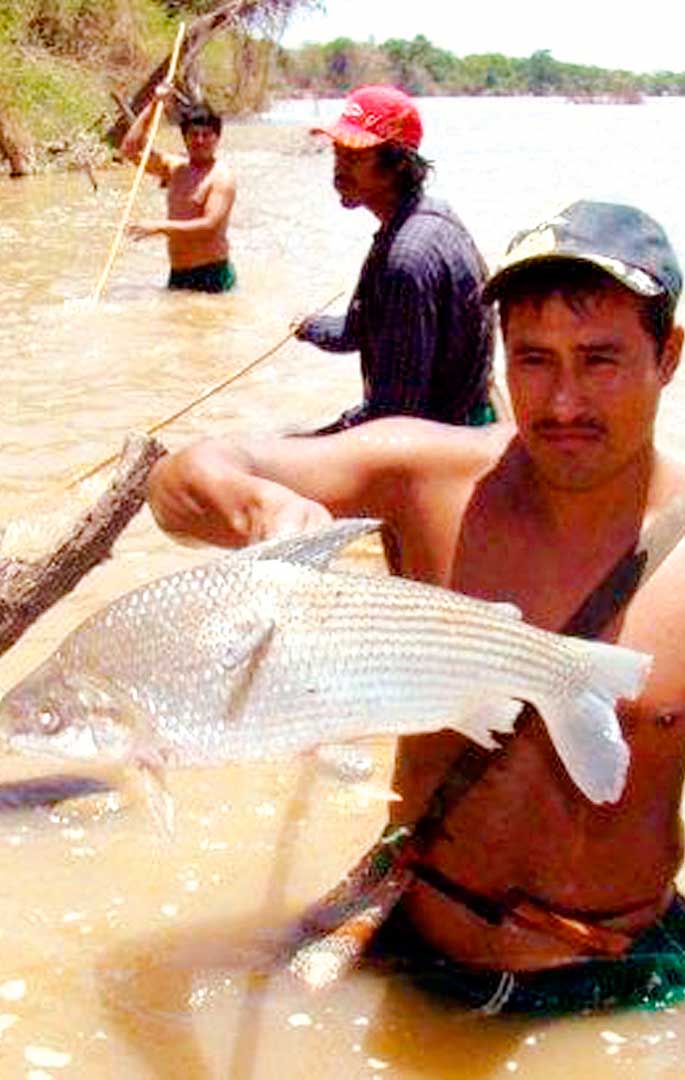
[311,85,423,150]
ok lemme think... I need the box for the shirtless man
[121,85,236,292]
[147,201,685,1013]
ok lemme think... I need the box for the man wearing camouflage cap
[150,199,685,1015]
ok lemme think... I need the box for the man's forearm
[147,437,333,547]
[128,213,226,243]
[120,99,156,160]
[149,216,221,238]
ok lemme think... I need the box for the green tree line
[5,4,685,176]
[0,0,317,172]
[274,37,685,100]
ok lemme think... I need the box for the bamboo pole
[91,22,186,304]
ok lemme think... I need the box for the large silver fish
[0,520,653,811]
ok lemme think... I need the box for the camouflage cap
[485,200,682,314]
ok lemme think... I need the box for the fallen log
[0,433,167,657]
[106,1,247,147]
[105,0,301,146]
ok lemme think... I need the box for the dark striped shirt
[299,193,494,426]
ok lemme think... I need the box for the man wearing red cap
[293,85,495,433]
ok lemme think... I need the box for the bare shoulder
[644,449,685,559]
[618,453,685,695]
[655,447,685,490]
[209,158,236,191]
[345,418,514,583]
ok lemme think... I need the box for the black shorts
[367,893,685,1016]
[168,260,236,293]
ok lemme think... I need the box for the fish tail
[575,637,653,703]
[536,639,651,806]
[537,687,631,806]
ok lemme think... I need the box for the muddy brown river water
[2,97,685,1078]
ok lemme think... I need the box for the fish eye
[38,709,62,735]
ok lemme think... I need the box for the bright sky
[281,0,685,74]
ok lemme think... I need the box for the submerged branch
[0,433,167,657]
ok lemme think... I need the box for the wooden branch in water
[106,54,188,148]
[0,433,167,657]
[105,0,292,146]
[110,91,136,125]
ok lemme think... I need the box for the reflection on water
[2,99,685,1077]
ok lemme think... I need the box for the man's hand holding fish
[150,438,333,546]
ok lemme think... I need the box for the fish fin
[133,761,175,838]
[535,637,650,804]
[451,698,523,749]
[215,619,276,718]
[536,690,630,805]
[215,619,275,671]
[122,704,176,836]
[248,518,383,570]
[314,743,375,783]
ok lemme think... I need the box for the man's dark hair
[180,103,222,137]
[496,260,675,359]
[376,141,433,198]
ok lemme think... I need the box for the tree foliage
[0,0,320,170]
[275,34,685,100]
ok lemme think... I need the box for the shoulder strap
[414,496,685,839]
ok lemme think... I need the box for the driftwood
[106,0,303,146]
[0,110,29,177]
[106,1,245,146]
[0,433,167,657]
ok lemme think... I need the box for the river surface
[1,95,685,1078]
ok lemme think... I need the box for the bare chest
[453,527,590,631]
[167,167,211,219]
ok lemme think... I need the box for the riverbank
[0,0,281,177]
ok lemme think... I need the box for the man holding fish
[145,198,685,1013]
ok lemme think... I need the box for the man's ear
[659,324,684,386]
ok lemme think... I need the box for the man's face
[504,281,682,490]
[332,143,394,210]
[183,123,219,164]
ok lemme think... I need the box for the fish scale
[0,519,652,804]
